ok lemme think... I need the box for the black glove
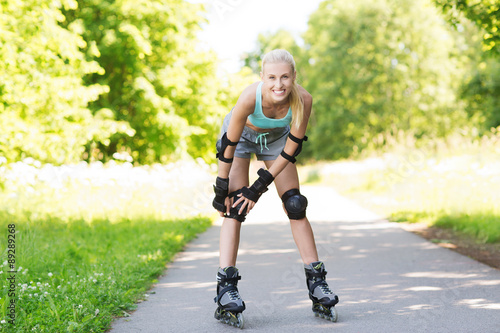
[212,177,229,213]
[241,168,274,203]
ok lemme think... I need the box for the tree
[433,0,500,54]
[63,0,228,164]
[461,59,500,129]
[302,0,470,160]
[0,0,126,164]
[433,0,500,131]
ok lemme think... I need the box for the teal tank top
[248,82,292,129]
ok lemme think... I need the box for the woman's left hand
[232,192,257,215]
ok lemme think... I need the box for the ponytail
[290,81,304,128]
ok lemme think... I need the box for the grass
[300,129,500,244]
[0,159,215,332]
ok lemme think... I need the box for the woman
[212,49,338,328]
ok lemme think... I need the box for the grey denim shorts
[217,110,290,161]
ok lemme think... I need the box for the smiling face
[260,62,296,104]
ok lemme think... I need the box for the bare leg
[219,219,242,267]
[264,160,319,265]
[289,217,319,265]
[219,157,250,268]
[263,161,338,321]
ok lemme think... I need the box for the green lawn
[0,160,214,332]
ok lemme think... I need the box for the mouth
[272,89,286,96]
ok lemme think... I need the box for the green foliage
[433,0,500,54]
[302,0,470,160]
[433,1,500,132]
[0,0,234,165]
[390,211,500,243]
[2,0,496,165]
[461,59,500,129]
[433,213,500,243]
[62,0,227,164]
[0,0,126,164]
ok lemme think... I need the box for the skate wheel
[330,307,338,322]
[214,308,221,320]
[312,303,338,322]
[236,312,244,329]
[215,308,244,329]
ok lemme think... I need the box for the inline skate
[214,266,245,329]
[305,261,339,322]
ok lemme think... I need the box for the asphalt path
[110,185,500,333]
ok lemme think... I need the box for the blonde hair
[262,49,304,128]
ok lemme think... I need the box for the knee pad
[226,189,248,223]
[281,189,308,220]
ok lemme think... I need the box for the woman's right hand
[219,196,232,217]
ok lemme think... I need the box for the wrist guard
[213,177,229,212]
[241,168,274,203]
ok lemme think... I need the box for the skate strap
[307,270,328,295]
[309,280,328,294]
[219,275,241,285]
[307,271,327,279]
[214,285,238,304]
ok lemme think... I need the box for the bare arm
[217,83,258,179]
[268,86,312,178]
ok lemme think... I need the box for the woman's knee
[281,189,308,220]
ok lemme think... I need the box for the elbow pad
[280,133,308,163]
[216,132,238,163]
